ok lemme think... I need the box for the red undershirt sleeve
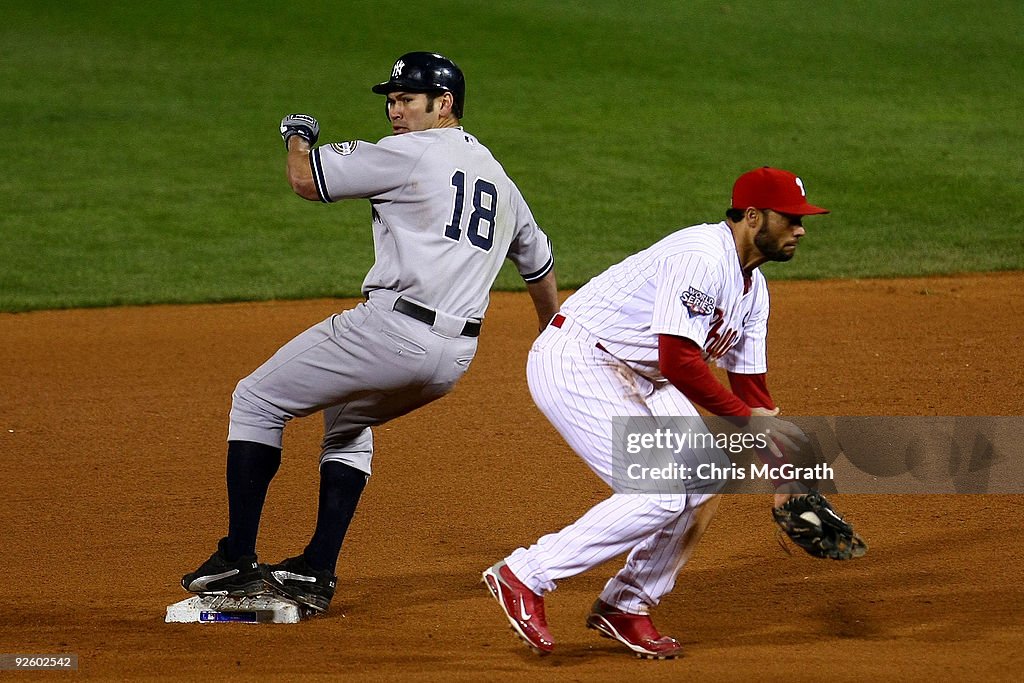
[658,334,751,418]
[727,371,776,410]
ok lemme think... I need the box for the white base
[165,595,306,624]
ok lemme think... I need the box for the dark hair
[725,208,745,222]
[424,90,452,114]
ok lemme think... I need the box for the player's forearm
[526,271,559,333]
[286,138,319,201]
[658,334,751,417]
[728,371,776,410]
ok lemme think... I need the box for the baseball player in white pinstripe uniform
[483,166,828,658]
[182,52,559,616]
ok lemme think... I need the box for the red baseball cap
[731,166,829,215]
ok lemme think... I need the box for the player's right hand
[748,414,808,458]
[280,113,320,149]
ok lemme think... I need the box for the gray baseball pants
[228,289,479,474]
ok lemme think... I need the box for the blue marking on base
[200,610,259,623]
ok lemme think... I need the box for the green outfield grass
[1,0,1021,311]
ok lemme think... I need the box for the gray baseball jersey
[310,127,553,319]
[228,126,554,475]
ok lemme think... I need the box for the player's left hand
[772,491,867,560]
[280,113,320,149]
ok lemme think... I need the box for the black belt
[393,297,481,338]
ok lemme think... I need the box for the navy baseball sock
[223,440,282,561]
[303,461,368,574]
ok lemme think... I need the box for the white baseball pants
[506,316,720,614]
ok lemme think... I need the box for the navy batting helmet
[372,52,466,118]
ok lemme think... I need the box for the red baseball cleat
[585,600,683,659]
[481,562,554,655]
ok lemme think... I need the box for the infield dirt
[2,273,1022,680]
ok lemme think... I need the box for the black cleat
[263,554,337,614]
[182,538,267,597]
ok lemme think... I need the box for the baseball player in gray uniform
[182,52,559,615]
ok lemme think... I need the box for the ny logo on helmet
[391,60,405,78]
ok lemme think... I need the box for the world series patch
[330,141,359,156]
[680,286,715,317]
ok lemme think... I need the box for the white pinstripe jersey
[310,127,554,320]
[561,222,769,378]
